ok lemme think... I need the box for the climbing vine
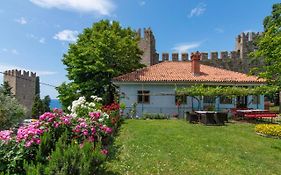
[176,85,279,97]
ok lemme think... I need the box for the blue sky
[0,0,279,98]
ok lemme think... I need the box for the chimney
[191,51,201,76]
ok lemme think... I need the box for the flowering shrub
[0,95,122,174]
[0,130,13,143]
[255,124,281,138]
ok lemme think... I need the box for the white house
[113,52,266,117]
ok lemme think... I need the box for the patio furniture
[187,113,199,123]
[236,109,277,122]
[195,111,225,125]
[216,112,228,123]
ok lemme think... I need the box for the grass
[269,106,280,113]
[106,119,281,175]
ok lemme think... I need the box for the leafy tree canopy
[57,20,144,109]
[0,93,26,130]
[251,3,281,86]
[0,81,13,97]
[32,95,51,118]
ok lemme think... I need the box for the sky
[0,0,279,99]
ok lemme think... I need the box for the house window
[252,95,260,104]
[203,96,216,103]
[175,95,187,105]
[137,90,150,104]
[220,96,232,104]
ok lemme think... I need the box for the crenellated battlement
[137,28,263,74]
[4,69,36,79]
[158,50,241,62]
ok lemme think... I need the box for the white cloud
[39,38,46,44]
[27,34,46,44]
[30,0,115,15]
[15,17,27,24]
[172,42,201,52]
[139,1,146,6]
[11,49,19,55]
[53,30,78,42]
[188,3,206,18]
[0,64,57,76]
[36,71,57,76]
[1,48,19,55]
[214,27,224,33]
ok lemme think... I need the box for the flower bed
[255,124,281,139]
[0,96,122,174]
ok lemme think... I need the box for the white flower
[98,118,104,122]
[89,102,96,107]
[91,95,102,102]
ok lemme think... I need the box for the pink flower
[82,130,88,136]
[91,128,96,135]
[78,118,85,122]
[80,122,88,128]
[105,127,112,134]
[39,112,56,121]
[89,112,101,119]
[53,122,60,128]
[25,140,33,147]
[0,130,13,143]
[88,136,95,142]
[101,149,108,155]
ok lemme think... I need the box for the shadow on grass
[97,119,127,175]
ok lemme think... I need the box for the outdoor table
[195,111,225,125]
[236,109,277,122]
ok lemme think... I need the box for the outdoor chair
[189,113,199,123]
[215,112,226,125]
[217,112,228,122]
[201,113,216,125]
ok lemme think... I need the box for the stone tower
[235,32,260,59]
[137,28,159,66]
[4,70,37,116]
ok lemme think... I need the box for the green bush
[25,132,106,175]
[142,113,170,120]
[0,94,26,130]
[0,140,36,175]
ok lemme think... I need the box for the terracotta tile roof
[113,61,265,84]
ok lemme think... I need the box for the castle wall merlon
[172,53,179,61]
[162,53,169,61]
[210,52,218,60]
[31,72,36,78]
[220,51,229,59]
[181,53,188,61]
[201,52,208,60]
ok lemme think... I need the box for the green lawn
[106,120,281,175]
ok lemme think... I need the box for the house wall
[118,83,264,117]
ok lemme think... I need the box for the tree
[32,95,44,118]
[0,81,13,96]
[251,3,281,112]
[0,93,26,129]
[35,76,40,95]
[42,95,51,112]
[57,20,144,109]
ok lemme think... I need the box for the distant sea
[50,99,62,109]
